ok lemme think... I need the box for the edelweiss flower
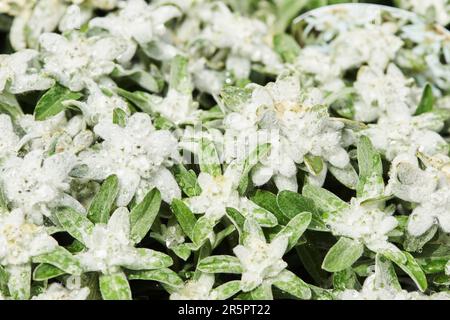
[0,150,79,224]
[233,219,288,292]
[224,76,349,191]
[397,0,450,26]
[294,46,345,93]
[77,207,169,273]
[89,0,181,62]
[362,113,448,161]
[353,64,418,122]
[331,24,403,72]
[0,50,54,94]
[39,31,128,91]
[67,81,130,125]
[79,112,180,205]
[193,2,282,78]
[170,274,216,300]
[18,113,93,154]
[0,209,57,265]
[185,163,277,226]
[388,155,450,236]
[326,198,400,255]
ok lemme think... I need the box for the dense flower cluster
[0,0,449,300]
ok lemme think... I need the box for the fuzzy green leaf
[112,108,127,127]
[193,216,218,247]
[274,33,301,63]
[34,84,82,121]
[56,207,94,245]
[322,238,364,272]
[199,139,222,177]
[170,199,197,241]
[32,264,66,281]
[272,270,311,300]
[174,164,202,197]
[274,212,311,252]
[302,184,349,216]
[127,268,183,288]
[415,84,434,115]
[211,280,241,300]
[278,190,327,231]
[87,174,119,224]
[386,251,428,292]
[99,272,132,300]
[32,246,82,275]
[197,255,243,274]
[130,188,161,244]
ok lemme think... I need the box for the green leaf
[302,184,349,216]
[272,270,311,300]
[122,248,173,270]
[374,254,401,291]
[329,164,359,190]
[87,174,119,224]
[0,265,9,295]
[415,84,434,115]
[304,155,325,176]
[112,108,127,127]
[172,244,192,261]
[251,190,290,225]
[199,139,222,177]
[130,188,161,244]
[174,164,202,197]
[238,143,271,195]
[112,66,161,93]
[296,244,329,287]
[277,190,327,231]
[274,33,301,63]
[32,264,66,281]
[170,199,197,242]
[127,268,183,288]
[250,282,273,300]
[274,212,311,252]
[274,0,308,33]
[322,238,364,272]
[32,246,82,275]
[116,88,155,114]
[0,91,23,120]
[211,281,241,300]
[386,251,428,292]
[34,84,82,121]
[197,255,243,274]
[220,86,252,111]
[357,136,384,198]
[99,272,132,300]
[333,268,360,291]
[170,55,192,94]
[0,186,8,211]
[225,207,246,236]
[56,207,94,245]
[404,225,438,253]
[192,216,218,247]
[213,225,236,249]
[7,264,31,300]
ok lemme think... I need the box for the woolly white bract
[0,0,449,301]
